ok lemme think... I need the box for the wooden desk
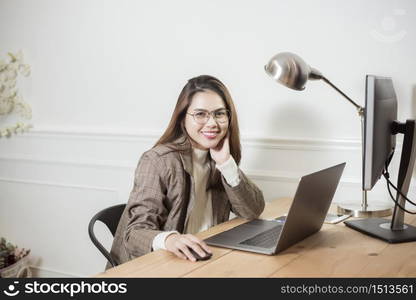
[95,198,416,277]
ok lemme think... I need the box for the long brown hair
[154,75,241,165]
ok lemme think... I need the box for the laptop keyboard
[239,225,282,248]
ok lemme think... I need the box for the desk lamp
[264,52,392,217]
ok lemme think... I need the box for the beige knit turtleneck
[184,148,213,234]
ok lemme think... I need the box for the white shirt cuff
[152,231,179,251]
[216,156,241,187]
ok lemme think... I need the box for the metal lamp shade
[264,52,322,91]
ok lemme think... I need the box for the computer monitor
[345,75,416,243]
[362,75,397,191]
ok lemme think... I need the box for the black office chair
[88,204,126,268]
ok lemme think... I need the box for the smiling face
[184,90,229,150]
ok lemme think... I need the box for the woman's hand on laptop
[165,233,212,262]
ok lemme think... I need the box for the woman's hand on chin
[210,135,230,165]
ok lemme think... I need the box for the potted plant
[0,237,31,278]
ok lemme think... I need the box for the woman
[109,75,264,266]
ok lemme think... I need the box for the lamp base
[337,203,393,218]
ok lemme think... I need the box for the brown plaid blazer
[108,138,265,268]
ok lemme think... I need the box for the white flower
[19,64,31,77]
[0,128,10,137]
[0,99,14,115]
[0,50,32,138]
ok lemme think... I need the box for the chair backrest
[88,204,126,268]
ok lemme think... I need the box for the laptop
[205,162,346,255]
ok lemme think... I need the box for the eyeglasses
[186,109,230,124]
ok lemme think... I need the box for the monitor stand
[345,120,416,243]
[344,218,416,243]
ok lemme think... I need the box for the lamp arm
[321,76,364,116]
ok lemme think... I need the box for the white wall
[0,0,415,277]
